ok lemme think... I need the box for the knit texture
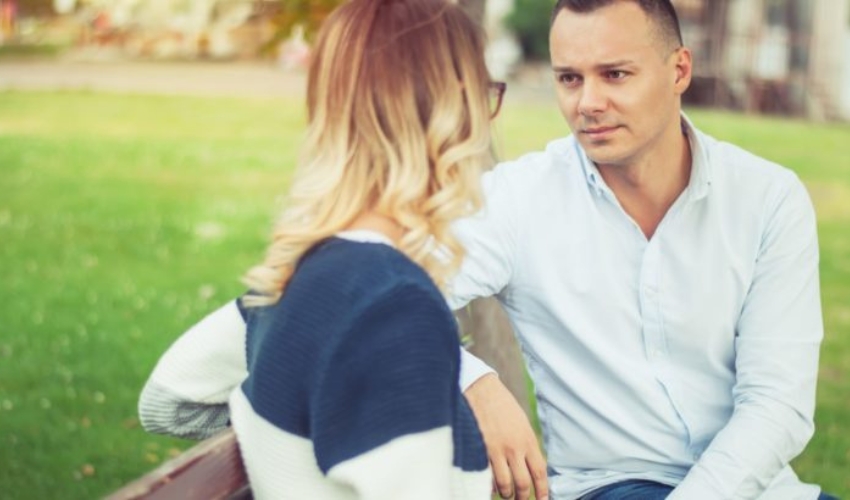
[231,237,490,499]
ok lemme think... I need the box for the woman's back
[230,234,490,499]
[139,0,500,496]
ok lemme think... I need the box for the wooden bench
[107,429,251,500]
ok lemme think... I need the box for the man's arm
[451,168,549,500]
[465,373,549,500]
[669,175,822,499]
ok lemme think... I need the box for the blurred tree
[15,0,53,16]
[264,0,343,53]
[459,0,486,24]
[269,0,489,47]
[456,0,533,418]
[506,0,555,60]
[276,0,341,39]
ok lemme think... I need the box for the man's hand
[464,373,549,500]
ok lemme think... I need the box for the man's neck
[597,124,692,240]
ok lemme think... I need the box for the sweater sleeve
[311,283,460,500]
[139,299,248,439]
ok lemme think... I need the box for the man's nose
[577,80,607,116]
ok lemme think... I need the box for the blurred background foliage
[505,0,553,60]
[263,0,341,51]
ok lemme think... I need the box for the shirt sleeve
[459,348,498,392]
[449,168,519,391]
[138,299,249,439]
[311,284,461,499]
[669,174,823,499]
[448,168,518,311]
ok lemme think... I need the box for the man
[456,0,830,499]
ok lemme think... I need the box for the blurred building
[7,0,850,121]
[674,0,850,120]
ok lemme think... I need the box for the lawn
[0,90,848,499]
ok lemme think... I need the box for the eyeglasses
[489,81,507,119]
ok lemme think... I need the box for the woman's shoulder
[297,237,442,301]
[246,237,449,328]
[247,238,453,352]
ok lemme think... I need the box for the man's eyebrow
[552,60,636,73]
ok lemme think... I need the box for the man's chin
[579,142,622,165]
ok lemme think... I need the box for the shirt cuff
[666,462,730,500]
[459,348,496,392]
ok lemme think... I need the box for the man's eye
[558,74,580,85]
[607,70,628,80]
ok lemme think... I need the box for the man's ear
[673,47,693,94]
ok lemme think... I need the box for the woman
[138,0,506,498]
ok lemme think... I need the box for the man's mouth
[582,126,620,138]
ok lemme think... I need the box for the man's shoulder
[484,135,580,190]
[694,127,813,223]
[697,127,799,186]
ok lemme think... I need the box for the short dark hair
[551,0,683,51]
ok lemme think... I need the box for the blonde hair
[243,0,494,305]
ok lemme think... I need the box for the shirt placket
[636,205,698,452]
[639,241,667,364]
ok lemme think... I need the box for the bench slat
[107,429,251,500]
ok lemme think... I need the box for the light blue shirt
[453,117,823,499]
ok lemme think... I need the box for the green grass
[0,43,67,60]
[0,91,848,498]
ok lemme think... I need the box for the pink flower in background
[278,25,310,71]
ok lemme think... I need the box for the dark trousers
[579,479,840,500]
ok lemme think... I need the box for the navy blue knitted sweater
[230,237,490,498]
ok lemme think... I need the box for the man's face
[549,2,691,168]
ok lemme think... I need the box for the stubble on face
[549,2,685,170]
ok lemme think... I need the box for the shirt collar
[681,113,712,202]
[576,141,606,197]
[576,112,713,201]
[335,229,396,247]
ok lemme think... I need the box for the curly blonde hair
[243,0,494,305]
